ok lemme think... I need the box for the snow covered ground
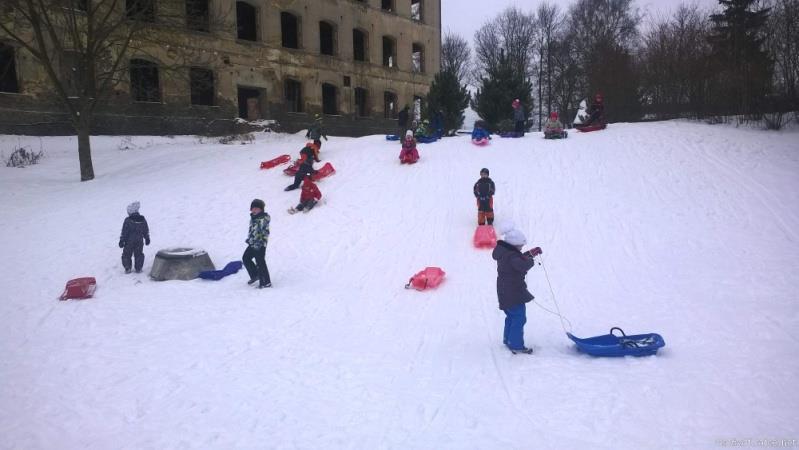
[1,121,798,449]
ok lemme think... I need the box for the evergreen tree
[708,0,772,115]
[426,69,470,135]
[471,53,534,132]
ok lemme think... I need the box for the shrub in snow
[218,133,255,145]
[5,146,44,168]
[763,112,786,130]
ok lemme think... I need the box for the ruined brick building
[0,0,441,136]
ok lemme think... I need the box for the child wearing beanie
[119,201,150,274]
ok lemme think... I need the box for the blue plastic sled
[417,135,440,144]
[198,261,243,281]
[385,135,400,141]
[567,327,665,357]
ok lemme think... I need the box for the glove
[119,240,125,248]
[526,247,542,257]
[145,237,150,246]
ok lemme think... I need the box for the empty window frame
[237,86,264,120]
[129,59,160,102]
[281,12,300,49]
[284,79,303,113]
[411,0,422,21]
[190,67,214,106]
[353,29,368,62]
[319,21,336,56]
[384,91,397,119]
[382,36,396,68]
[381,0,393,12]
[0,44,20,93]
[236,2,257,41]
[354,87,368,117]
[412,43,424,73]
[126,0,155,22]
[186,0,210,32]
[322,83,337,115]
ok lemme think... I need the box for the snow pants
[477,197,494,225]
[514,120,525,135]
[296,199,317,211]
[243,245,271,287]
[122,240,145,271]
[503,303,527,350]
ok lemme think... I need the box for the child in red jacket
[288,174,322,214]
[399,130,420,164]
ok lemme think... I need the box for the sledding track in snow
[1,122,798,449]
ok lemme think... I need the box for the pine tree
[472,53,534,132]
[426,69,470,135]
[708,0,772,115]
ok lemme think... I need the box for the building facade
[0,0,441,136]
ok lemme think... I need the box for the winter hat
[504,229,527,247]
[126,201,140,215]
[250,199,265,210]
[512,99,521,108]
[405,130,413,138]
[480,168,489,175]
[550,111,559,120]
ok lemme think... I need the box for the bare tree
[534,2,561,129]
[441,31,471,85]
[473,6,537,82]
[764,0,799,114]
[0,0,226,181]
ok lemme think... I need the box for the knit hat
[480,168,489,175]
[250,199,265,210]
[550,111,558,119]
[504,229,527,247]
[512,99,521,108]
[405,130,413,138]
[126,201,140,215]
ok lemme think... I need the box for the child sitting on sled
[288,174,322,214]
[471,121,491,142]
[543,112,567,139]
[473,168,496,225]
[399,130,420,164]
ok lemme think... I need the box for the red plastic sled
[59,277,97,301]
[260,154,291,169]
[311,162,336,181]
[574,123,607,132]
[283,160,300,176]
[471,138,490,146]
[473,225,497,248]
[405,267,446,291]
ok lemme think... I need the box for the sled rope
[536,258,573,334]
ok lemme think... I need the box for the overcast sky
[442,0,721,46]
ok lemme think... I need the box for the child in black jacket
[473,168,496,225]
[119,201,150,273]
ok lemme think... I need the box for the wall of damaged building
[0,0,441,136]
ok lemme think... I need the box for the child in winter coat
[543,112,567,138]
[585,93,605,126]
[512,99,526,135]
[119,201,150,273]
[285,142,319,191]
[399,130,420,164]
[243,199,272,288]
[471,122,491,141]
[306,114,328,150]
[492,228,542,354]
[289,175,322,214]
[473,168,496,225]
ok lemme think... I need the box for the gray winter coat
[513,107,525,122]
[306,123,326,141]
[492,240,535,310]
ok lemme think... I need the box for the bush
[497,119,515,133]
[5,146,44,168]
[763,111,786,130]
[218,133,255,145]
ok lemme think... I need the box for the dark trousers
[313,139,322,150]
[243,245,271,286]
[287,164,314,190]
[503,303,527,350]
[514,120,525,135]
[477,197,494,225]
[122,241,145,271]
[296,199,318,211]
